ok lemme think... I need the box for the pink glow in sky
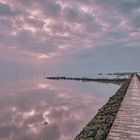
[0,0,140,72]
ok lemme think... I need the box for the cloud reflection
[0,78,119,140]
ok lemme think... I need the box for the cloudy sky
[0,0,140,73]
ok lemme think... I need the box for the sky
[0,0,140,73]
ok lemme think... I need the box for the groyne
[46,76,126,85]
[75,76,132,140]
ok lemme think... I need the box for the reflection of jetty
[46,76,127,85]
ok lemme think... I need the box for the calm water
[0,70,119,140]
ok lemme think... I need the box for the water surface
[0,70,119,140]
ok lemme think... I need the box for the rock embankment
[75,78,131,140]
[47,76,126,85]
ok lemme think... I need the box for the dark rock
[95,129,105,140]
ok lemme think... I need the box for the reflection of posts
[16,68,19,83]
